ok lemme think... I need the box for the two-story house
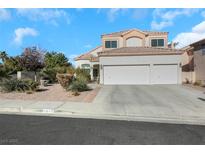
[75,29,183,85]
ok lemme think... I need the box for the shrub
[0,79,39,93]
[0,67,9,81]
[66,66,75,75]
[67,79,89,92]
[56,73,73,89]
[75,67,91,83]
[40,68,57,83]
[193,80,202,86]
[185,78,190,84]
[24,80,39,91]
[76,74,90,83]
[40,66,74,83]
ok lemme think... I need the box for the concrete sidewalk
[1,97,205,126]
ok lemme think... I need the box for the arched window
[126,37,142,47]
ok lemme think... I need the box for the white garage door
[103,64,179,85]
[152,64,178,84]
[103,65,150,85]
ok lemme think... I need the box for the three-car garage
[103,64,179,85]
[99,48,182,85]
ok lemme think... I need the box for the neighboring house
[75,29,183,85]
[181,39,205,84]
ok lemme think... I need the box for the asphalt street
[0,114,205,145]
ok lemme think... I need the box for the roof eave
[99,52,183,57]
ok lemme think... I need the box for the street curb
[1,107,205,126]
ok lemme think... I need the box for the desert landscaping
[0,83,101,103]
[0,47,100,103]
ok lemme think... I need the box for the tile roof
[74,46,101,61]
[101,29,168,37]
[190,38,205,46]
[98,47,183,57]
[90,57,99,62]
[143,30,168,35]
[180,38,205,51]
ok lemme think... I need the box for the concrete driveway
[93,85,205,122]
[1,84,205,125]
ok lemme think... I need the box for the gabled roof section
[180,38,205,51]
[180,45,193,51]
[101,29,168,37]
[74,46,102,61]
[190,38,205,47]
[98,47,183,57]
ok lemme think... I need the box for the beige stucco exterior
[75,29,170,82]
[99,54,182,85]
[194,49,205,83]
[102,36,124,51]
[181,51,196,83]
[181,39,205,84]
[181,51,190,67]
[146,35,168,48]
[122,30,146,47]
[101,30,168,50]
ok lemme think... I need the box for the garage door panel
[104,65,150,85]
[152,64,178,84]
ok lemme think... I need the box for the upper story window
[105,41,117,48]
[151,39,164,47]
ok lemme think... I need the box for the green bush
[193,80,202,86]
[67,79,89,92]
[40,68,57,83]
[75,67,90,83]
[0,79,39,93]
[24,80,39,91]
[40,66,74,83]
[76,74,90,83]
[0,67,9,81]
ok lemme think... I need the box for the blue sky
[0,8,205,64]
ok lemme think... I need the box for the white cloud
[106,8,128,22]
[99,8,147,22]
[161,9,198,21]
[151,9,199,30]
[0,8,11,21]
[151,20,173,31]
[84,44,92,49]
[69,54,78,59]
[14,27,38,45]
[173,21,205,48]
[192,21,205,33]
[68,54,78,66]
[107,8,121,22]
[132,9,149,19]
[16,9,70,26]
[201,11,205,18]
